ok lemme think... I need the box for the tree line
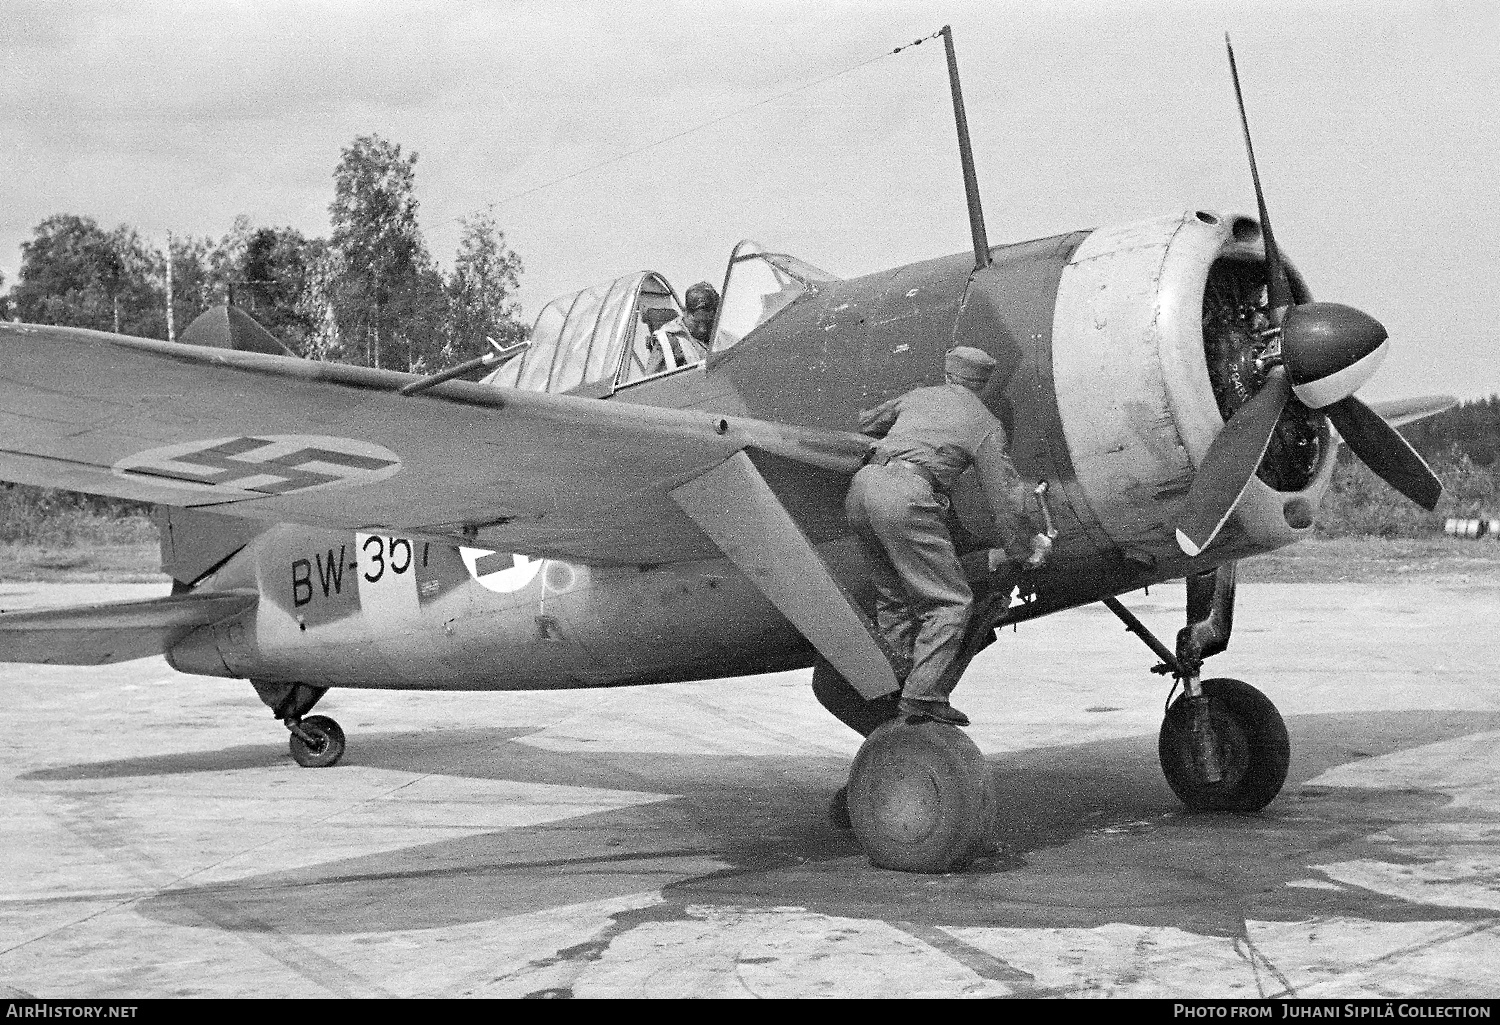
[1,134,527,373]
[1403,395,1500,468]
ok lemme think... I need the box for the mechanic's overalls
[845,382,1017,703]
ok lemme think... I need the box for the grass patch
[0,485,162,581]
[0,542,165,582]
[0,485,156,546]
[1239,535,1500,584]
[1315,454,1500,538]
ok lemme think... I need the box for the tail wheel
[1159,678,1288,811]
[847,719,995,873]
[289,715,346,768]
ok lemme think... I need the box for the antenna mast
[941,25,991,270]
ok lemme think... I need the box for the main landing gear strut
[1103,563,1289,812]
[251,681,347,768]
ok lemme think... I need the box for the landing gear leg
[251,681,347,769]
[811,657,902,738]
[811,658,901,829]
[1103,565,1289,812]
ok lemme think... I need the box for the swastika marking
[116,435,400,497]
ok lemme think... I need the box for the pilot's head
[944,346,997,394]
[683,281,719,344]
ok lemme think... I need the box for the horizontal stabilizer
[0,590,256,666]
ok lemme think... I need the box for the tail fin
[177,304,295,356]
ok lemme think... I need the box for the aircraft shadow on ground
[20,728,541,782]
[30,710,1496,939]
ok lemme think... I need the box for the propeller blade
[1326,395,1444,510]
[1176,366,1292,556]
[1226,34,1292,313]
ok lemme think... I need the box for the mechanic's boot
[898,698,970,727]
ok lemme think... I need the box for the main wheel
[829,785,852,830]
[289,714,346,768]
[846,719,995,873]
[1159,678,1288,811]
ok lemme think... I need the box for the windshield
[713,241,839,352]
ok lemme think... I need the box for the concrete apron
[1,577,1497,998]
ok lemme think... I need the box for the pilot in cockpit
[647,281,719,373]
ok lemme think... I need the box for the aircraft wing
[1367,395,1458,428]
[0,323,870,565]
[0,590,256,665]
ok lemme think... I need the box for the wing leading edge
[0,323,870,565]
[1365,395,1458,428]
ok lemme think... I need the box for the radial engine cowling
[1046,210,1335,573]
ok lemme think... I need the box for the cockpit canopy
[712,241,839,352]
[487,242,838,396]
[488,271,677,394]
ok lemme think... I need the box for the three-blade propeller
[1174,37,1443,557]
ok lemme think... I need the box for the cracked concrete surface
[0,577,1497,998]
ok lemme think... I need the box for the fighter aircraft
[0,32,1452,873]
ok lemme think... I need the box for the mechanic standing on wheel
[846,346,1052,726]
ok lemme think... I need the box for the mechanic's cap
[684,281,719,311]
[945,345,997,384]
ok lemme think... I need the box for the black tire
[1159,678,1288,812]
[847,719,995,873]
[829,785,852,830]
[289,715,346,768]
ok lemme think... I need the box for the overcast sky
[2,0,1496,399]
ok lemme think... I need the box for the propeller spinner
[1174,38,1443,557]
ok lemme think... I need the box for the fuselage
[169,524,814,689]
[170,210,1335,691]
